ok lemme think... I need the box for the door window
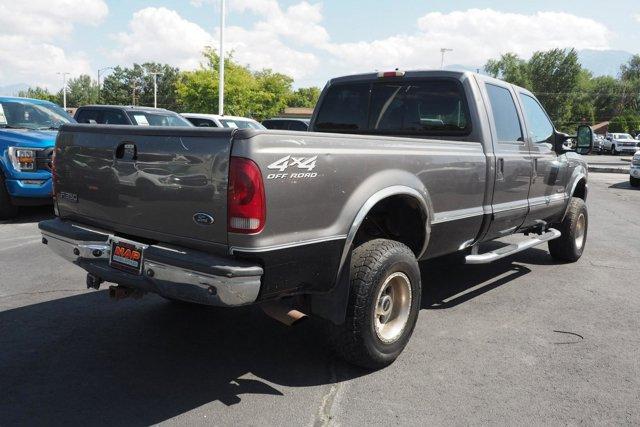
[520,94,554,144]
[485,84,523,142]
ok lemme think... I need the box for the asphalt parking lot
[1,172,638,426]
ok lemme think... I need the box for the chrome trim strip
[431,206,485,224]
[230,234,347,254]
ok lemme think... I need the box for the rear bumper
[38,218,263,307]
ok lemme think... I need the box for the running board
[465,228,561,264]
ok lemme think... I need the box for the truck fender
[310,180,433,324]
[562,169,587,221]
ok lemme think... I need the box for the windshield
[616,133,633,139]
[219,119,265,129]
[0,100,74,130]
[126,111,193,127]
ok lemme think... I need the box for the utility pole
[440,48,453,69]
[97,67,114,103]
[149,72,163,108]
[57,72,70,109]
[132,82,138,106]
[219,0,225,115]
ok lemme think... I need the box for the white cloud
[0,0,108,89]
[110,7,214,70]
[0,0,108,38]
[108,5,321,81]
[323,9,611,75]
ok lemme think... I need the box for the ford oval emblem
[193,213,215,225]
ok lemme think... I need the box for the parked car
[181,113,265,129]
[0,96,76,218]
[40,70,593,368]
[630,151,640,187]
[603,132,639,155]
[592,134,605,154]
[262,118,310,131]
[75,105,193,127]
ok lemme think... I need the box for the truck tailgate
[54,125,233,251]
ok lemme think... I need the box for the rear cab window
[485,84,523,142]
[314,78,471,136]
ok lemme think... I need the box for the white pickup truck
[604,133,639,155]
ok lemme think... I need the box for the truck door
[481,81,533,240]
[518,92,568,227]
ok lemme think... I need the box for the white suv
[631,152,640,187]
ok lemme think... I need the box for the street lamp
[440,48,453,69]
[219,0,225,115]
[97,67,114,103]
[149,72,163,108]
[57,72,70,109]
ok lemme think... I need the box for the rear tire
[611,145,618,155]
[0,173,19,220]
[631,176,640,187]
[548,197,588,263]
[327,239,421,369]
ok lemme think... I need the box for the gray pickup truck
[39,70,593,368]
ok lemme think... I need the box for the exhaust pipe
[108,285,144,300]
[262,302,307,326]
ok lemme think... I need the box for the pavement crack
[553,329,584,345]
[313,361,345,427]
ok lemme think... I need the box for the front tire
[0,173,19,220]
[549,197,588,262]
[611,145,618,155]
[631,176,640,187]
[328,239,421,369]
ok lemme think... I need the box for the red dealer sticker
[109,240,144,275]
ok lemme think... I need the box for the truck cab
[0,97,75,218]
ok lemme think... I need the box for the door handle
[115,142,137,161]
[497,158,504,180]
[532,158,538,181]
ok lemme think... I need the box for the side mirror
[576,125,593,155]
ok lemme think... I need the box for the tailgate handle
[115,142,137,161]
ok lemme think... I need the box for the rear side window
[75,109,101,124]
[315,80,470,135]
[485,84,523,142]
[187,117,218,127]
[263,120,287,130]
[289,121,308,131]
[102,110,129,125]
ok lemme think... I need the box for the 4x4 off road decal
[266,155,318,180]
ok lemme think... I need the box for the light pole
[149,72,163,108]
[57,72,70,109]
[440,48,453,69]
[97,67,114,103]
[218,0,225,115]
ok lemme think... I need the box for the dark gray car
[40,70,593,369]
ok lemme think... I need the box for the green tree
[101,63,181,109]
[288,87,321,108]
[608,116,627,133]
[176,49,296,120]
[484,53,530,87]
[17,87,59,104]
[620,54,640,82]
[64,74,100,107]
[528,49,582,127]
[622,113,640,133]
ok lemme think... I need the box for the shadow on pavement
[609,181,638,190]
[0,244,553,425]
[0,205,54,225]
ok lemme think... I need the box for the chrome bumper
[40,220,263,307]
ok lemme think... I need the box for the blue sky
[1,0,639,90]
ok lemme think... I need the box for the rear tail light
[228,157,265,233]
